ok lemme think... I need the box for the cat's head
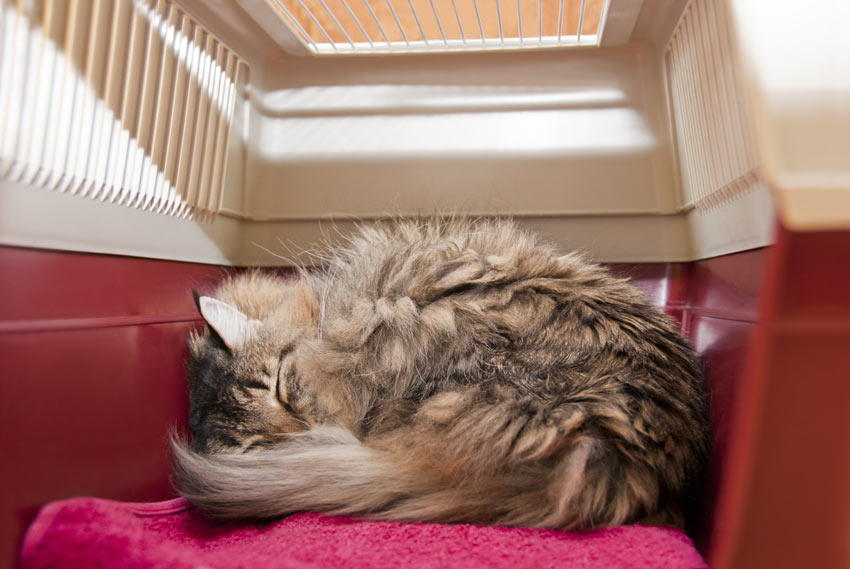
[186,274,319,454]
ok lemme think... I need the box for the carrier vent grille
[0,0,247,219]
[666,0,761,210]
[269,0,605,54]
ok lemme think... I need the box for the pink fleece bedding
[19,497,707,569]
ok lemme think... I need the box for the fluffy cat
[172,219,708,530]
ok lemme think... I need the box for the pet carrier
[1,0,848,568]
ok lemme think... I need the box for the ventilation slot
[665,0,761,210]
[269,0,606,54]
[0,0,248,219]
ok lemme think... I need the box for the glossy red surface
[0,247,228,569]
[0,246,227,326]
[679,251,766,553]
[710,228,850,569]
[688,250,764,320]
[1,245,771,569]
[607,262,691,309]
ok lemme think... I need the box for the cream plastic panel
[244,44,680,220]
[729,0,850,230]
[0,0,780,265]
[0,176,242,264]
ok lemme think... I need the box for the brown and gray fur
[172,218,708,530]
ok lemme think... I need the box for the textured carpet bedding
[19,497,707,569]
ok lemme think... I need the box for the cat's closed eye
[242,379,272,391]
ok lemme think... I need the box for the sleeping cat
[172,219,708,530]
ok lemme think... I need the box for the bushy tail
[172,398,675,528]
[172,426,413,519]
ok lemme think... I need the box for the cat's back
[317,218,637,308]
[313,219,699,397]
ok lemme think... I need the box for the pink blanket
[19,498,707,569]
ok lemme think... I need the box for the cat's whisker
[250,242,303,269]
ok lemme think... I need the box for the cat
[172,218,708,530]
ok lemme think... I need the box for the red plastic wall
[1,245,767,569]
[0,247,229,569]
[609,251,765,554]
[710,228,850,569]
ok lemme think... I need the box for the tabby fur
[172,218,708,530]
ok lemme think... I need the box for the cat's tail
[171,400,660,528]
[171,382,693,528]
[172,426,416,520]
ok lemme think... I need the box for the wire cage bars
[0,0,248,219]
[268,0,608,54]
[665,0,761,210]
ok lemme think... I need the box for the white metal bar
[137,0,166,209]
[694,0,723,196]
[25,0,63,186]
[17,2,55,183]
[405,0,428,45]
[10,0,44,182]
[149,2,179,210]
[317,0,355,48]
[130,0,165,209]
[161,11,192,214]
[680,14,709,201]
[294,0,337,49]
[516,0,522,43]
[674,17,698,200]
[428,0,446,44]
[0,2,27,178]
[272,0,318,51]
[361,0,391,45]
[90,0,129,199]
[713,0,748,177]
[596,0,612,46]
[173,25,203,207]
[339,0,372,46]
[665,51,687,202]
[114,1,149,204]
[198,42,225,212]
[495,0,503,44]
[450,0,465,43]
[74,0,114,196]
[65,0,102,195]
[557,0,563,41]
[716,0,757,170]
[702,0,734,190]
[538,0,542,43]
[306,34,590,54]
[0,3,11,163]
[385,0,409,45]
[215,59,246,215]
[577,0,586,42]
[185,33,214,209]
[103,0,136,202]
[672,41,698,202]
[208,51,235,214]
[684,0,708,201]
[54,0,92,193]
[472,0,484,43]
[0,2,19,173]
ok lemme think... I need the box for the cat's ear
[196,295,261,352]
